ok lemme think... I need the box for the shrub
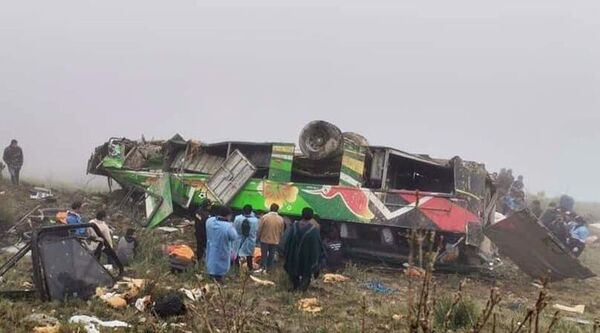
[434,295,478,330]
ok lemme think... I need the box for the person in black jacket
[3,139,23,186]
[193,202,212,263]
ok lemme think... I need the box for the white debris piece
[69,315,130,333]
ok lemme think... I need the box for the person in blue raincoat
[66,201,87,237]
[233,204,259,271]
[205,206,238,282]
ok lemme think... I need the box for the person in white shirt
[88,210,113,257]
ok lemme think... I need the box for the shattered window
[385,154,454,193]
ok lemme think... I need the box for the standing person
[540,202,558,228]
[205,206,238,282]
[530,200,543,218]
[88,210,113,252]
[116,228,138,266]
[233,204,259,271]
[193,203,211,262]
[3,139,23,186]
[257,204,284,273]
[283,207,323,292]
[66,201,86,237]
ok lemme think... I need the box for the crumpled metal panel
[485,210,595,281]
[206,150,256,205]
[171,151,225,174]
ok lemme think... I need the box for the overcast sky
[1,0,598,200]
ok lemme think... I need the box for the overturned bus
[88,121,494,268]
[86,121,594,279]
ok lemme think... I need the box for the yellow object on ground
[33,325,60,333]
[298,298,322,313]
[106,296,128,309]
[323,273,349,283]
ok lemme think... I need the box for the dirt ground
[0,181,599,332]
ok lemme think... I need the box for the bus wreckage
[87,121,594,281]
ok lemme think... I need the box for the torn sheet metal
[485,210,595,281]
[206,149,256,205]
[145,175,173,228]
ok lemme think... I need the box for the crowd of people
[539,197,590,257]
[64,201,139,266]
[194,202,341,291]
[496,168,526,215]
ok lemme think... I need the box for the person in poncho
[283,207,322,292]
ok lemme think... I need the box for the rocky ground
[0,180,599,332]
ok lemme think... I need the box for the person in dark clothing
[540,202,558,228]
[193,203,211,262]
[116,228,138,266]
[283,207,322,292]
[323,225,344,271]
[3,139,23,186]
[530,200,543,219]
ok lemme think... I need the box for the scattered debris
[0,242,30,256]
[135,295,152,312]
[553,303,585,314]
[323,273,349,283]
[167,244,195,272]
[22,313,59,327]
[69,315,130,333]
[562,317,594,325]
[180,288,203,302]
[157,227,179,233]
[152,293,187,318]
[32,324,60,333]
[365,280,396,295]
[298,298,322,313]
[29,187,53,200]
[249,275,276,287]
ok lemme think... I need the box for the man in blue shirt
[66,201,86,237]
[205,206,238,282]
[233,204,259,271]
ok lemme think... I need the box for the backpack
[241,218,251,238]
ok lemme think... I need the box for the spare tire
[299,121,343,160]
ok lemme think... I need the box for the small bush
[434,295,478,330]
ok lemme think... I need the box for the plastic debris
[553,303,585,314]
[323,273,349,283]
[365,280,396,295]
[298,298,322,313]
[157,227,180,233]
[249,275,276,286]
[180,288,203,302]
[29,187,53,200]
[69,315,130,333]
[135,295,152,312]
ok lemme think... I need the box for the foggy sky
[1,1,599,200]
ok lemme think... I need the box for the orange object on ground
[167,245,195,262]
